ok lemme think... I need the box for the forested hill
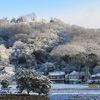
[0,14,100,75]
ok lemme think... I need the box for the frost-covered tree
[85,53,99,74]
[10,18,16,23]
[10,45,35,67]
[93,65,100,74]
[0,44,11,64]
[50,44,86,57]
[16,13,36,23]
[44,62,55,75]
[16,68,51,95]
[0,14,100,76]
[0,18,9,26]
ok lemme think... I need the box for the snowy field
[48,94,100,100]
[51,84,88,89]
[49,84,100,100]
[50,89,100,94]
[50,84,100,94]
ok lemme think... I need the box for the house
[0,66,15,81]
[48,70,85,84]
[4,66,15,75]
[65,70,85,84]
[89,73,100,88]
[91,73,100,83]
[89,73,100,84]
[48,71,65,83]
[68,71,80,84]
[0,71,12,80]
[0,71,8,76]
[89,67,100,83]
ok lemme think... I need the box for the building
[89,73,100,88]
[68,71,80,84]
[48,70,85,84]
[4,66,15,75]
[65,70,85,84]
[48,71,65,83]
[0,71,12,80]
[89,73,100,84]
[0,66,15,81]
[92,73,100,83]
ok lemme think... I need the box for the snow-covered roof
[48,71,65,76]
[5,67,14,73]
[70,71,79,75]
[0,71,13,76]
[92,73,100,77]
[69,79,79,81]
[0,67,4,71]
[0,71,8,75]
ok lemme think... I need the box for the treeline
[0,13,100,77]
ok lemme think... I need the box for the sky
[0,0,100,28]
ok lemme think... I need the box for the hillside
[0,16,100,76]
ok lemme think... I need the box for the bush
[1,80,10,89]
[16,68,51,95]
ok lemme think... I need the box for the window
[49,76,56,79]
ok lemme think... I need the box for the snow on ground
[51,84,88,89]
[50,89,100,94]
[49,84,100,100]
[50,84,100,94]
[48,94,100,100]
[0,85,18,94]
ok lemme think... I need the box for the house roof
[69,79,79,81]
[0,67,4,71]
[0,71,9,75]
[70,71,79,75]
[92,73,100,77]
[4,67,14,72]
[48,71,65,76]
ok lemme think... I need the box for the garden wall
[0,94,49,100]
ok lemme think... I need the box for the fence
[88,84,100,88]
[0,94,49,100]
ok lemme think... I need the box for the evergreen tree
[16,68,51,95]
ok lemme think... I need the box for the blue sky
[0,0,100,28]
